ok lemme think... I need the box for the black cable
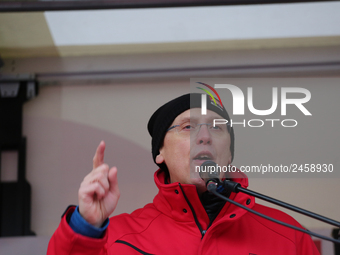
[210,187,340,244]
[237,186,340,227]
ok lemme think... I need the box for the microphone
[199,161,221,192]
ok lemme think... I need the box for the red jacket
[47,169,319,255]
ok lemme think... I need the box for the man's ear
[155,153,164,164]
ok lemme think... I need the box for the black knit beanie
[147,93,235,171]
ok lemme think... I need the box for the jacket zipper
[178,183,207,239]
[205,201,226,233]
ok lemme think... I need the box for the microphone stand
[207,180,340,244]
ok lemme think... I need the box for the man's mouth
[193,152,214,161]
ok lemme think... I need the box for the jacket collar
[152,169,255,231]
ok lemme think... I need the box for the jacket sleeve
[47,206,108,255]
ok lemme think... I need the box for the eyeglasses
[167,122,229,137]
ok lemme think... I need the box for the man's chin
[196,184,208,195]
[191,178,208,194]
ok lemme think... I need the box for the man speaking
[47,93,319,254]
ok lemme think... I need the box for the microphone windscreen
[199,161,220,184]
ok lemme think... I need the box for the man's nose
[195,124,212,145]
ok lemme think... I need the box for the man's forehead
[174,109,224,123]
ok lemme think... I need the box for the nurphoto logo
[196,82,312,128]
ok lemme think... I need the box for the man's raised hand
[78,141,120,228]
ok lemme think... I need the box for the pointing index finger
[93,140,105,169]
